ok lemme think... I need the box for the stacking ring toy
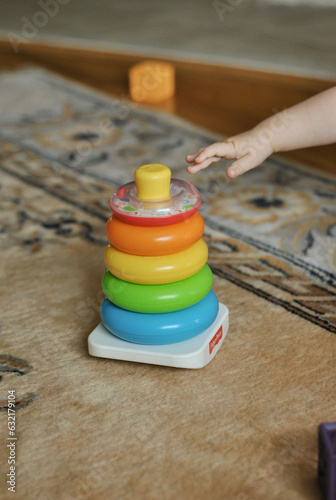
[104,239,208,284]
[102,265,213,313]
[106,212,204,256]
[110,164,202,226]
[101,290,219,345]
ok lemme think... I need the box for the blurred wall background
[0,0,335,79]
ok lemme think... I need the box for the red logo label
[209,325,223,354]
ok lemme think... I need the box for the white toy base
[88,303,229,369]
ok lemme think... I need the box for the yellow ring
[104,239,208,284]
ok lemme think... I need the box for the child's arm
[186,86,336,178]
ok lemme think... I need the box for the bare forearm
[186,86,336,178]
[254,86,336,153]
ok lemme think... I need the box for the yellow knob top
[134,164,171,200]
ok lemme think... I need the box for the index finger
[195,141,236,163]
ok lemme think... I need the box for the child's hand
[186,129,273,178]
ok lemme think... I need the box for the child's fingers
[187,156,221,174]
[194,141,236,163]
[185,149,205,163]
[226,153,261,178]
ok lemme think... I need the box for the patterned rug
[0,68,335,500]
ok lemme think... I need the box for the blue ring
[100,290,219,345]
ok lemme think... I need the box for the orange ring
[106,212,204,256]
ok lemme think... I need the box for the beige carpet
[0,68,335,500]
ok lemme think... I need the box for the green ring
[102,264,213,313]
